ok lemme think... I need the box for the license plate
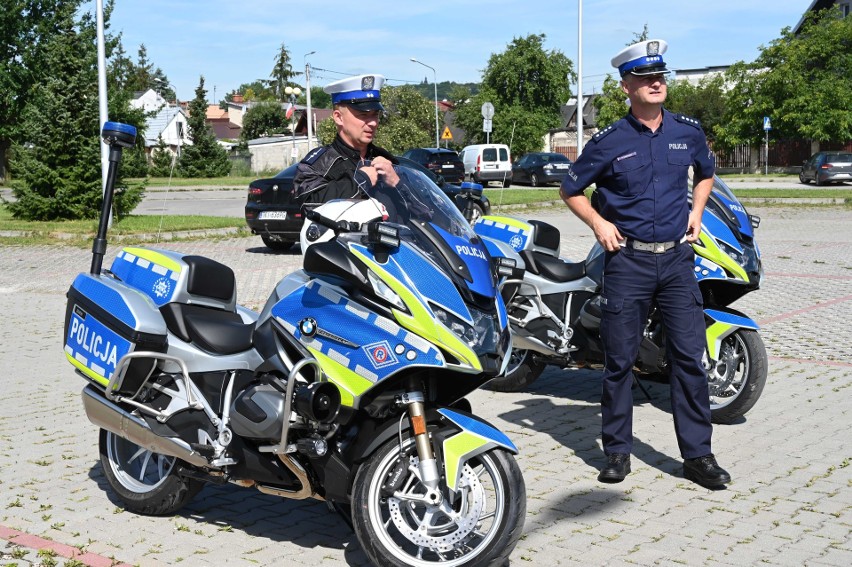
[259,211,288,220]
[553,163,569,169]
[442,164,456,168]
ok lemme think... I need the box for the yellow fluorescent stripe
[65,353,109,387]
[122,247,183,273]
[351,248,482,371]
[307,348,373,407]
[705,321,733,361]
[442,431,488,492]
[482,215,530,231]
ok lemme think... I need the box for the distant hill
[410,81,480,102]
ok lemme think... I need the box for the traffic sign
[481,102,494,119]
[441,126,453,140]
[483,119,492,133]
[763,116,772,130]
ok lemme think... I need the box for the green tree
[374,85,433,154]
[665,75,726,142]
[148,135,175,177]
[270,42,300,100]
[309,86,331,109]
[316,115,336,146]
[592,75,628,131]
[177,76,231,177]
[8,1,142,220]
[716,7,852,148]
[241,102,288,141]
[0,0,62,181]
[452,34,574,156]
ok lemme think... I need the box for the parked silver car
[799,151,852,185]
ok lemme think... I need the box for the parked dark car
[401,147,465,183]
[511,152,572,186]
[245,159,492,251]
[244,165,304,250]
[799,151,852,185]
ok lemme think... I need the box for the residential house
[545,95,598,160]
[794,0,851,33]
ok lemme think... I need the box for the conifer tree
[177,76,231,177]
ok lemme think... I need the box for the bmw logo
[299,317,318,337]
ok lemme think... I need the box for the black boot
[683,454,731,488]
[598,453,631,483]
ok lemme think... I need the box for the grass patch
[132,174,276,188]
[731,188,852,199]
[0,205,247,246]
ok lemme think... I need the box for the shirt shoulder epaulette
[673,114,702,130]
[302,146,328,165]
[591,122,618,143]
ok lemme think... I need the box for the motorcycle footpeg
[189,443,216,458]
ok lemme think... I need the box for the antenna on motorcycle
[90,122,137,276]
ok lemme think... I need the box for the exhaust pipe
[82,385,209,468]
[512,333,559,356]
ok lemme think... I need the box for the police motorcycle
[473,176,767,424]
[64,123,525,567]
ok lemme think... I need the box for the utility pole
[305,51,316,150]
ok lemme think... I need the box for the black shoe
[683,454,731,488]
[598,453,630,483]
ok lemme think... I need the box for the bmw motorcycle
[64,123,525,566]
[474,177,767,424]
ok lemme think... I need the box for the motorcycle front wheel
[352,432,525,567]
[99,429,202,515]
[708,329,768,424]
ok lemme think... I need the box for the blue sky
[98,0,811,103]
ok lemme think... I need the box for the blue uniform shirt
[561,109,715,243]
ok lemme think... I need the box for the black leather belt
[626,239,680,253]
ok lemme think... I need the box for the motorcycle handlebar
[304,208,361,233]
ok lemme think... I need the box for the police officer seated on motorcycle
[560,39,731,489]
[294,73,401,212]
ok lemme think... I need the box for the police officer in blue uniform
[294,74,399,204]
[560,40,731,488]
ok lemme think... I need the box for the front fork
[399,388,443,506]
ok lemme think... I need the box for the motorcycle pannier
[64,273,168,395]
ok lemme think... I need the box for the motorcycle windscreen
[364,166,496,298]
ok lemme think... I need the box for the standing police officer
[560,40,731,489]
[295,74,399,204]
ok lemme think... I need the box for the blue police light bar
[101,121,137,148]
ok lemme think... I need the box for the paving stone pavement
[1,205,850,566]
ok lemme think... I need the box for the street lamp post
[304,51,316,150]
[410,57,439,148]
[284,85,302,164]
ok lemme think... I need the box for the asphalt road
[131,177,832,218]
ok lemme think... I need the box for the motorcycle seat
[160,303,255,355]
[520,250,586,283]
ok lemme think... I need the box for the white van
[459,144,513,187]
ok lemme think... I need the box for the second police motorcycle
[63,123,526,567]
[473,175,767,424]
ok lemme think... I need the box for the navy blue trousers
[599,241,712,459]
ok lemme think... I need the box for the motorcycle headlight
[432,305,501,356]
[717,239,747,268]
[367,270,406,311]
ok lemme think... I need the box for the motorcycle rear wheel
[352,433,525,566]
[99,429,202,515]
[486,348,546,392]
[708,329,768,424]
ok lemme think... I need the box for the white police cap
[324,74,385,111]
[611,40,670,77]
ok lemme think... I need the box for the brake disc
[387,457,486,553]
